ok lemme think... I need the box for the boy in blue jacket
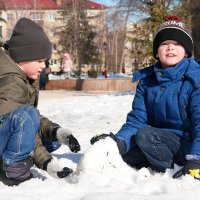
[91,16,200,179]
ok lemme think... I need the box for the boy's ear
[156,53,159,59]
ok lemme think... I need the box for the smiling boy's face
[156,40,187,69]
[18,59,46,80]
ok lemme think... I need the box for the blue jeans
[0,106,40,164]
[122,127,192,172]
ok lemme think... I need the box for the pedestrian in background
[61,53,73,79]
[39,60,51,90]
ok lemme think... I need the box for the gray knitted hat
[8,18,52,62]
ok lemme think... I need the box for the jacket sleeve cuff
[186,154,200,161]
[52,126,60,140]
[43,158,52,171]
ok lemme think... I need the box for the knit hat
[8,18,52,63]
[153,16,193,59]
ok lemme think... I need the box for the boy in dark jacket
[0,18,80,186]
[91,16,200,180]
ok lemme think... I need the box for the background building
[0,0,108,73]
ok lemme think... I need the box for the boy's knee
[13,106,40,125]
[15,105,38,117]
[135,127,155,147]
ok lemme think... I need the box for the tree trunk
[118,0,131,73]
[190,0,200,57]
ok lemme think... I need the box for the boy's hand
[43,158,73,178]
[56,128,81,153]
[173,160,200,180]
[90,132,117,145]
[90,133,126,155]
[56,167,73,178]
[67,134,81,153]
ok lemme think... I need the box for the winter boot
[0,156,33,186]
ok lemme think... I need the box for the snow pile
[77,137,135,182]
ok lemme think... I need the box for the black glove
[90,132,117,144]
[90,132,126,154]
[56,128,81,153]
[43,158,73,179]
[57,167,73,178]
[67,134,81,153]
[173,160,200,180]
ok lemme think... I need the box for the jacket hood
[184,58,200,88]
[0,48,27,81]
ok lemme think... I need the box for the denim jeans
[0,106,40,164]
[122,127,192,172]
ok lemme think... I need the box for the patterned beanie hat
[8,18,52,62]
[153,16,193,59]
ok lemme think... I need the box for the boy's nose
[167,44,174,50]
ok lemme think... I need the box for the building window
[53,43,56,51]
[30,12,44,20]
[7,13,14,21]
[50,59,57,65]
[48,13,56,21]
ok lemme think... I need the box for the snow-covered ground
[48,73,132,80]
[1,90,200,200]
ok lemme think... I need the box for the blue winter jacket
[116,58,200,155]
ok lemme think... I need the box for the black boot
[0,157,33,186]
[0,168,32,186]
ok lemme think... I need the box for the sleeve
[116,80,148,152]
[189,87,200,155]
[39,115,60,140]
[34,116,61,169]
[34,134,52,169]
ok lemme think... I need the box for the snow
[48,73,132,80]
[1,90,200,200]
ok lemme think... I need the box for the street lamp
[102,42,108,78]
[134,59,139,70]
[147,0,156,40]
[103,42,107,69]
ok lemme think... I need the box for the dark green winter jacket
[0,47,59,169]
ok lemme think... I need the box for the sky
[0,90,200,200]
[92,0,116,7]
[92,0,141,23]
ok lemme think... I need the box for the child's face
[18,59,46,80]
[156,40,187,68]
